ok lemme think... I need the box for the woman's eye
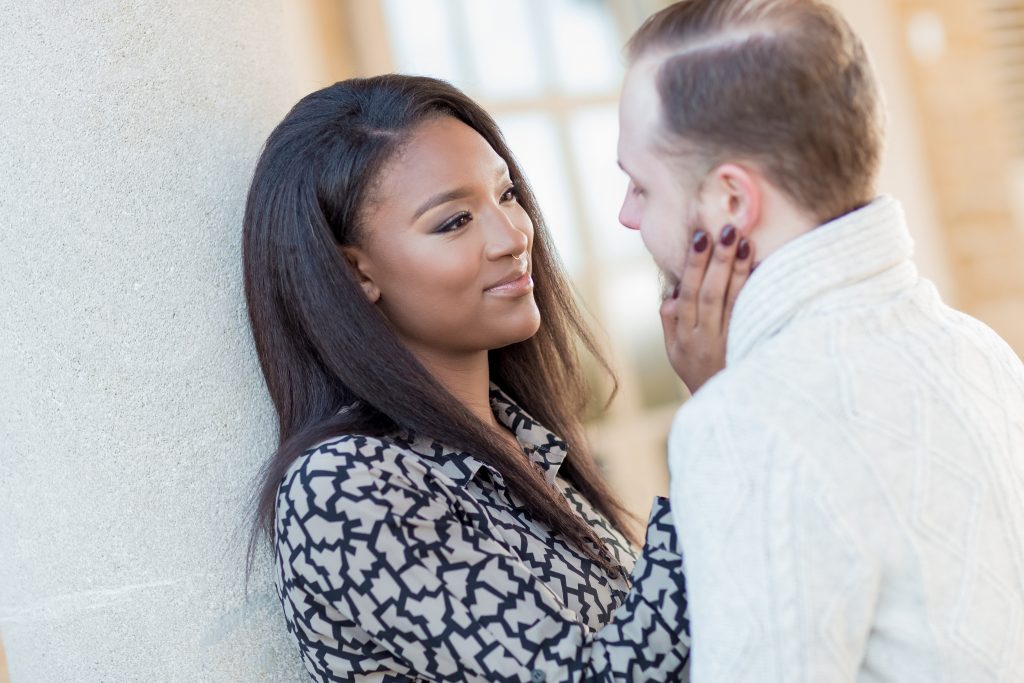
[500,185,518,203]
[437,212,472,233]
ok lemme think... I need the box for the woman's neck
[411,347,499,430]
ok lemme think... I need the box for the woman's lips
[485,272,534,296]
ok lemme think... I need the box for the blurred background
[277,0,1024,521]
[2,1,1022,680]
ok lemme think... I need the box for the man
[617,1,1024,681]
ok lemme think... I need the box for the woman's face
[348,116,540,361]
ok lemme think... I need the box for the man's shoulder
[670,300,1024,463]
[668,362,796,463]
[675,342,828,422]
[666,337,857,475]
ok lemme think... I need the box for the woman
[242,75,742,682]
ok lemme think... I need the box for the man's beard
[659,270,679,302]
[659,207,708,302]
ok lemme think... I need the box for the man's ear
[340,246,381,304]
[704,163,762,237]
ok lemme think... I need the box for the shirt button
[530,669,545,682]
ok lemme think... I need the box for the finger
[723,238,755,330]
[660,291,680,347]
[662,289,722,394]
[676,229,711,329]
[697,223,740,331]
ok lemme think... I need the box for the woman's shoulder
[276,432,451,520]
[281,432,423,485]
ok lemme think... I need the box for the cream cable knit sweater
[669,196,1024,682]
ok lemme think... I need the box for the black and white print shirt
[275,387,691,682]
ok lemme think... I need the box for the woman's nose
[485,208,531,260]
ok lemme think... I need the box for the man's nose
[619,189,640,231]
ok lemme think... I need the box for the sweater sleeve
[667,396,880,683]
[276,437,690,683]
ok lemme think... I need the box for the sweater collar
[727,195,917,365]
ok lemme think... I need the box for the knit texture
[669,196,1024,682]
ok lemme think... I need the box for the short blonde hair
[628,0,885,223]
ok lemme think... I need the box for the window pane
[546,0,624,95]
[567,105,651,264]
[456,0,546,99]
[382,0,465,86]
[496,112,584,276]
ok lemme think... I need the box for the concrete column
[0,1,306,680]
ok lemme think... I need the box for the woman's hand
[659,224,754,395]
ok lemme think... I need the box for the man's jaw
[658,269,681,302]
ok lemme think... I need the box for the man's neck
[747,187,820,266]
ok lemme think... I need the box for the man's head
[617,0,885,280]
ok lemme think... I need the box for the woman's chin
[489,309,542,349]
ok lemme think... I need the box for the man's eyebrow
[411,163,511,221]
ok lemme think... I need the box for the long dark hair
[242,74,637,577]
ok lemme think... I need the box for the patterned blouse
[274,387,691,682]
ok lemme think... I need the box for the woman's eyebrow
[411,164,511,220]
[412,187,473,220]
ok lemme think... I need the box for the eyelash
[437,212,472,234]
[435,184,519,234]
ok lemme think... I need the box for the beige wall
[834,0,953,295]
[0,1,306,680]
[837,0,1024,353]
[890,0,1024,353]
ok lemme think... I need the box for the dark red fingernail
[692,230,709,253]
[720,224,737,247]
[737,239,750,260]
[672,283,680,299]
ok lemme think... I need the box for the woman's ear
[705,163,762,237]
[341,246,381,304]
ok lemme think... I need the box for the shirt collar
[396,385,569,488]
[489,384,569,486]
[727,195,918,365]
[392,432,491,488]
